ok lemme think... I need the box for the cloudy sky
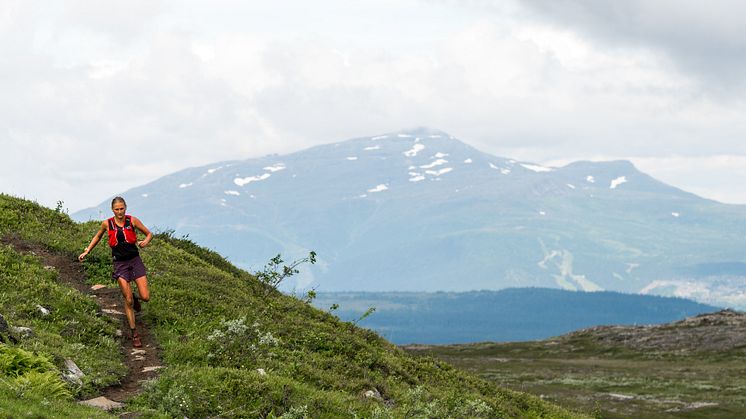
[3,0,746,211]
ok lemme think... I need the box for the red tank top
[107,215,138,247]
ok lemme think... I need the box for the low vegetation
[0,194,586,417]
[407,311,746,418]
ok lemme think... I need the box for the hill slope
[73,128,746,307]
[0,194,584,417]
[407,310,746,418]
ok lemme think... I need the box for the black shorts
[112,255,147,282]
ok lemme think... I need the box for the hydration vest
[107,215,138,247]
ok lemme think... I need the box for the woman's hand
[78,249,89,261]
[138,241,148,248]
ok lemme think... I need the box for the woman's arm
[79,221,107,261]
[132,216,153,248]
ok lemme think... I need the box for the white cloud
[632,155,746,204]
[2,0,746,210]
[519,0,746,92]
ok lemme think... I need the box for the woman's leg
[117,277,136,330]
[133,276,150,302]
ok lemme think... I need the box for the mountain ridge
[73,128,746,306]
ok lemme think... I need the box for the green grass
[0,193,588,417]
[407,336,746,418]
[0,227,119,416]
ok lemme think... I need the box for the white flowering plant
[206,316,280,368]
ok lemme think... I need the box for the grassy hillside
[406,310,746,418]
[0,194,587,417]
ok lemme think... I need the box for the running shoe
[132,331,142,348]
[133,295,141,312]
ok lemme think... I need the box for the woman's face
[112,202,126,219]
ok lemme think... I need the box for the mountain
[73,128,746,306]
[313,289,719,344]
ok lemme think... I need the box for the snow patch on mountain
[397,134,413,138]
[224,190,240,196]
[426,167,453,177]
[434,152,449,158]
[234,173,271,186]
[567,184,576,189]
[672,212,680,217]
[538,243,602,292]
[207,166,223,174]
[346,156,358,161]
[610,176,627,189]
[586,176,595,183]
[371,135,388,140]
[367,184,388,193]
[179,183,193,188]
[420,159,448,169]
[141,193,148,198]
[464,158,472,164]
[521,163,553,173]
[488,163,510,174]
[403,143,425,157]
[626,263,640,274]
[264,164,286,172]
[364,145,380,151]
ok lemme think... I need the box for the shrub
[206,317,280,368]
[0,345,71,401]
[0,345,56,378]
[2,370,72,400]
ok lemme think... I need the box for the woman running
[79,196,153,347]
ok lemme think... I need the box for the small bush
[206,317,280,368]
[0,346,71,401]
[0,345,56,378]
[2,370,72,400]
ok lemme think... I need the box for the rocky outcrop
[0,313,18,344]
[559,309,746,353]
[11,326,34,339]
[62,359,85,386]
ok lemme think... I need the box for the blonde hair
[111,196,127,208]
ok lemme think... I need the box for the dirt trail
[3,236,162,405]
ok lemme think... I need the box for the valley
[405,310,746,418]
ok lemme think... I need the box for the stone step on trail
[79,396,123,411]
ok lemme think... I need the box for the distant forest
[313,288,719,344]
